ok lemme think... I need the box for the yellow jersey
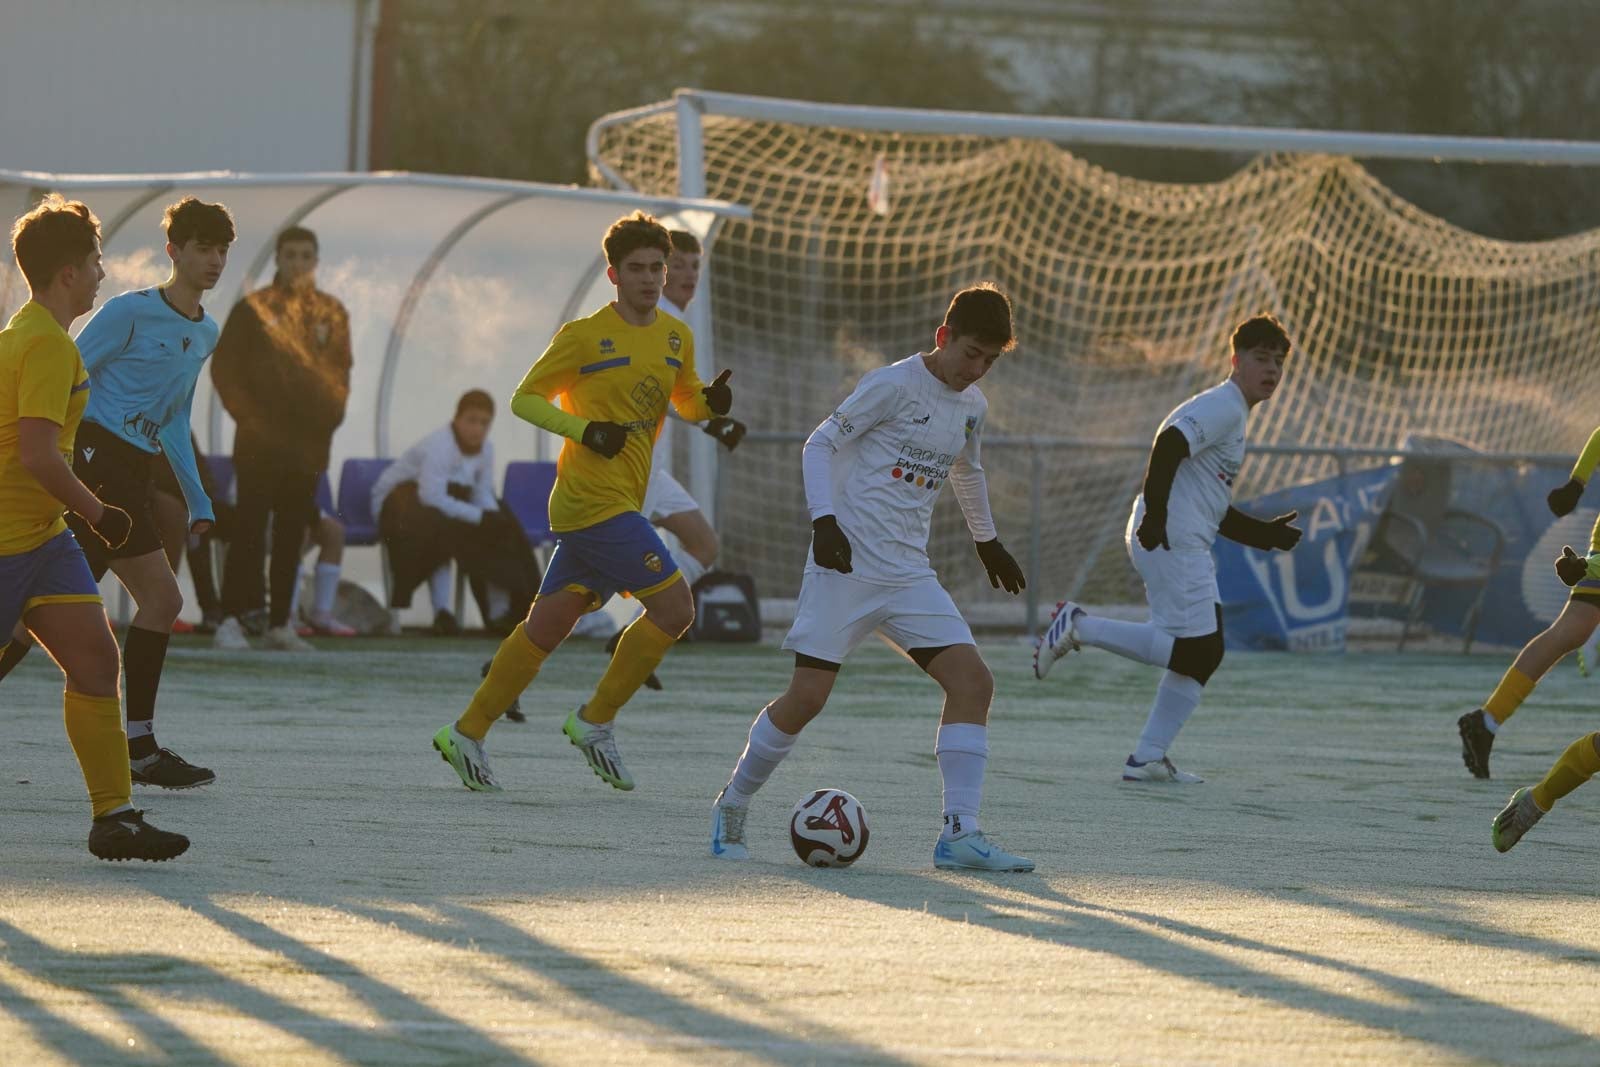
[0,302,90,555]
[512,303,712,531]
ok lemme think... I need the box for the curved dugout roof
[0,170,748,482]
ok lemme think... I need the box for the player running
[1458,428,1600,778]
[432,211,731,792]
[1033,315,1299,783]
[707,284,1034,872]
[1,195,188,860]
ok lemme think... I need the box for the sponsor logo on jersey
[631,375,665,414]
[830,410,855,435]
[889,466,940,491]
[642,550,663,573]
[964,415,977,439]
[667,331,682,354]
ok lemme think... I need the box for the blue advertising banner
[1214,466,1398,652]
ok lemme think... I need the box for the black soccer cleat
[88,809,190,862]
[480,660,525,723]
[131,748,217,790]
[604,628,662,690]
[432,609,461,637]
[1458,709,1495,779]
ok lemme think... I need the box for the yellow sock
[1531,732,1600,812]
[584,615,677,724]
[457,626,549,741]
[63,691,132,818]
[1483,667,1535,724]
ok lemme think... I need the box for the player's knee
[1168,630,1225,686]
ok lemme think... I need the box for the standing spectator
[371,389,537,635]
[210,227,351,651]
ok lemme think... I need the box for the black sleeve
[1141,425,1190,514]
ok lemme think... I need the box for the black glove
[446,480,474,502]
[702,416,747,451]
[811,514,852,573]
[580,420,628,458]
[702,368,733,416]
[1136,506,1169,552]
[1262,511,1303,551]
[86,502,132,550]
[1557,545,1589,587]
[1549,477,1584,517]
[975,538,1025,594]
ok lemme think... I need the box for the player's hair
[943,283,1016,351]
[668,230,701,255]
[1231,314,1291,356]
[456,389,495,418]
[10,194,101,290]
[602,211,672,268]
[276,226,318,252]
[163,197,236,248]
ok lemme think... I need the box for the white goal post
[589,90,1600,626]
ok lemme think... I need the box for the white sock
[724,709,798,806]
[313,562,340,617]
[1482,713,1500,735]
[1077,614,1175,668]
[126,719,153,739]
[1132,671,1204,763]
[936,722,987,840]
[487,585,510,620]
[677,552,708,589]
[288,561,306,620]
[428,565,453,614]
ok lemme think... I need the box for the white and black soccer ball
[789,788,869,867]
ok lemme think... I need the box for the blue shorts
[539,511,681,609]
[0,529,102,642]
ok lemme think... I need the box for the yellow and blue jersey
[511,303,712,532]
[76,288,219,525]
[0,301,90,555]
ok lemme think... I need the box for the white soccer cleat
[212,616,251,651]
[709,788,749,860]
[1033,600,1082,679]
[933,830,1034,872]
[562,709,635,790]
[432,724,503,792]
[1122,755,1204,783]
[263,624,315,652]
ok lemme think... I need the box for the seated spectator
[371,389,538,635]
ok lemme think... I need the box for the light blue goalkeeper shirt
[77,287,220,525]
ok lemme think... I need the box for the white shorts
[1126,532,1220,638]
[642,469,698,523]
[782,570,974,665]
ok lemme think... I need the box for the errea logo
[600,338,615,354]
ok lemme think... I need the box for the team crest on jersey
[666,331,682,355]
[964,416,977,440]
[642,551,663,573]
[600,338,615,354]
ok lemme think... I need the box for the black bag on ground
[689,571,760,642]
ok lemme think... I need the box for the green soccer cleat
[1492,787,1545,853]
[432,724,502,792]
[562,709,635,791]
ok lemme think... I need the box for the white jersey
[371,424,498,522]
[802,354,995,585]
[1131,378,1249,550]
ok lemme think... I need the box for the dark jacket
[212,281,352,471]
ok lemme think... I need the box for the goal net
[590,94,1600,619]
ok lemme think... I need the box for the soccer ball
[789,788,869,867]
